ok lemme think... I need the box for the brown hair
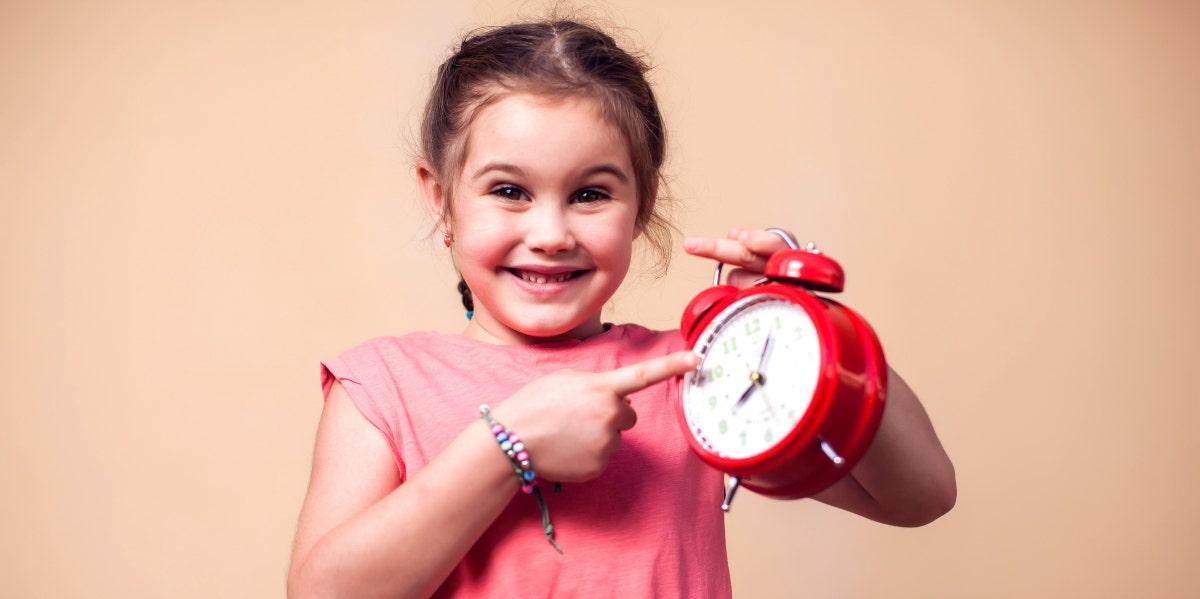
[420,19,674,313]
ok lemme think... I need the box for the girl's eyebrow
[580,164,630,184]
[471,162,526,180]
[470,162,631,183]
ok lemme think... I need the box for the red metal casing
[677,249,887,499]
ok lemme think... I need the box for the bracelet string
[480,404,562,553]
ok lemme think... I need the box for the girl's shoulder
[319,332,465,398]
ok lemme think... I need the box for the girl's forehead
[471,94,614,140]
[461,93,633,178]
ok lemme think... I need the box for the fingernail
[737,230,750,242]
[684,237,700,251]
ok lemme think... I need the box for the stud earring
[443,232,453,247]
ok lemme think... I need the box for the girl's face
[442,94,641,345]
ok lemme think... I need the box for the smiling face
[427,94,641,345]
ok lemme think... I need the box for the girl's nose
[523,203,576,254]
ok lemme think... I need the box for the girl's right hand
[490,350,699,483]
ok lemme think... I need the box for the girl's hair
[420,19,673,314]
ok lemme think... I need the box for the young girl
[289,19,955,598]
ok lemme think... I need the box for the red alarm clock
[677,229,888,511]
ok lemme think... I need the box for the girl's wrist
[478,405,561,553]
[480,405,538,493]
[472,418,522,491]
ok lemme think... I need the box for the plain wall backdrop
[2,0,1197,597]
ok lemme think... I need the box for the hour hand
[732,382,755,413]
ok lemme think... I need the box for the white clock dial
[682,294,822,459]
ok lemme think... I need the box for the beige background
[2,0,1198,597]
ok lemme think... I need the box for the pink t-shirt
[320,324,732,598]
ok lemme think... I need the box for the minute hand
[755,333,773,375]
[752,333,780,421]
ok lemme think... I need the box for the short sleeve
[320,353,407,480]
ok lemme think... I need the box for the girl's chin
[513,320,602,341]
[476,312,605,343]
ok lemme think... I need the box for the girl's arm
[288,381,520,599]
[810,367,956,526]
[683,229,956,527]
[288,351,701,598]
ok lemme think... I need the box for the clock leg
[819,438,845,466]
[721,476,741,512]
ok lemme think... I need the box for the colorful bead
[480,404,558,552]
[480,405,538,487]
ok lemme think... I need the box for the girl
[289,19,955,599]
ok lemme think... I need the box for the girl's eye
[490,186,527,202]
[573,189,611,204]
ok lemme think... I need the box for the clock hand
[732,381,755,413]
[755,333,773,374]
[732,333,776,416]
[730,334,780,419]
[754,384,782,422]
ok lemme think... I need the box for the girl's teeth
[519,270,570,284]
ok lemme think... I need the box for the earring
[443,232,453,247]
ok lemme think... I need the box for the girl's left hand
[683,227,792,289]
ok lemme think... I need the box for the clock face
[682,294,822,460]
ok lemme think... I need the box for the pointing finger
[728,228,792,255]
[602,350,700,397]
[683,236,768,272]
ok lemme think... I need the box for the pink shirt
[321,324,732,598]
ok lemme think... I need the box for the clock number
[722,338,738,354]
[774,315,783,330]
[712,365,724,379]
[765,429,773,444]
[718,420,728,434]
[739,431,747,446]
[744,318,761,337]
[708,395,718,408]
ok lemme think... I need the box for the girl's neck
[462,315,609,346]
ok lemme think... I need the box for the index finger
[682,236,765,271]
[727,228,793,255]
[601,350,700,397]
[683,230,791,274]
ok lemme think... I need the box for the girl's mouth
[507,268,586,284]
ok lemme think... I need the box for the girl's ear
[416,160,449,231]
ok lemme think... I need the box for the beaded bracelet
[479,405,561,553]
[481,405,537,492]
